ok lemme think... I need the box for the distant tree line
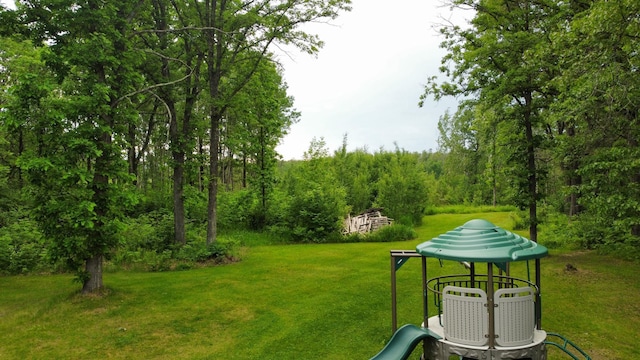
[2,0,639,292]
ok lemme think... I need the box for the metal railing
[545,333,592,360]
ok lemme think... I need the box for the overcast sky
[1,0,466,159]
[274,0,465,159]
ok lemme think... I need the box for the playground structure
[370,219,592,360]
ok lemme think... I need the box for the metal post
[470,262,475,288]
[422,256,428,359]
[535,258,542,329]
[389,250,421,335]
[422,256,428,327]
[391,254,398,334]
[487,263,495,348]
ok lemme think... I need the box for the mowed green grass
[1,213,638,359]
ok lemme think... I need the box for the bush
[287,183,348,243]
[184,185,208,224]
[120,210,174,252]
[365,224,417,242]
[107,239,239,272]
[217,189,257,230]
[0,218,47,274]
[174,239,239,263]
[336,224,417,243]
[509,210,529,230]
[424,204,517,215]
[374,154,430,226]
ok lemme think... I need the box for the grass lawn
[1,212,638,359]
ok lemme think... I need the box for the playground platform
[370,220,591,360]
[421,315,547,360]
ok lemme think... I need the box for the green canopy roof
[415,219,548,262]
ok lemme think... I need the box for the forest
[1,0,639,294]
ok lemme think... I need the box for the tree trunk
[207,111,220,245]
[173,152,186,244]
[205,0,226,245]
[82,254,103,294]
[167,90,185,244]
[128,122,138,181]
[564,124,582,216]
[242,154,247,188]
[198,136,205,192]
[524,93,538,243]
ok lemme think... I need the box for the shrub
[0,218,47,274]
[174,239,239,263]
[374,154,430,226]
[107,237,240,272]
[120,210,174,252]
[287,183,348,243]
[366,224,417,242]
[424,204,517,215]
[509,210,529,230]
[335,224,417,243]
[217,189,257,230]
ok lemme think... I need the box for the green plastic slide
[369,324,442,360]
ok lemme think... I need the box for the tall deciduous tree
[550,0,640,243]
[138,0,206,245]
[199,0,351,244]
[423,0,557,242]
[15,0,144,293]
[223,58,299,227]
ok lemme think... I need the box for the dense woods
[1,0,639,293]
[423,0,640,252]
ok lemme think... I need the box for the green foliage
[332,146,376,213]
[0,217,47,274]
[339,224,417,243]
[373,151,430,226]
[109,236,239,273]
[575,145,640,245]
[277,139,349,243]
[2,0,640,277]
[120,210,175,252]
[508,211,529,231]
[217,189,257,230]
[424,204,517,215]
[174,240,238,264]
[4,0,146,292]
[287,182,348,243]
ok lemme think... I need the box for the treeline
[420,0,640,258]
[0,0,352,292]
[2,0,640,292]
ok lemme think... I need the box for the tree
[199,0,351,244]
[333,137,376,214]
[374,149,430,225]
[423,0,557,241]
[549,0,640,244]
[222,59,299,227]
[13,0,144,293]
[0,37,50,190]
[281,137,348,242]
[139,0,206,245]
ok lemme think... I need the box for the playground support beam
[487,263,496,348]
[536,258,542,330]
[390,250,422,334]
[422,255,428,358]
